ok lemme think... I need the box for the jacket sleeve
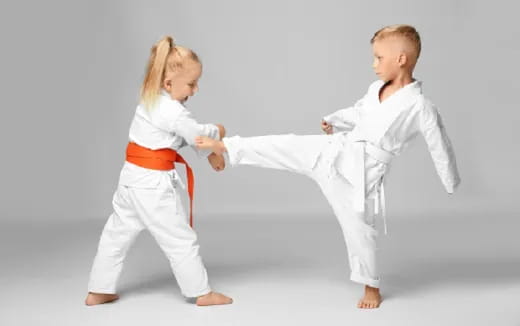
[322,97,363,133]
[419,100,461,193]
[170,109,219,143]
[174,109,221,158]
[156,101,220,158]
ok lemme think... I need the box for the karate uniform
[222,80,460,287]
[88,90,220,298]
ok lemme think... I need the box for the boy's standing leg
[311,157,382,309]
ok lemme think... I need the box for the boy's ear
[398,53,407,67]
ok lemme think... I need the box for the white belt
[352,141,394,235]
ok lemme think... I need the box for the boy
[196,25,460,309]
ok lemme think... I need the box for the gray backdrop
[1,0,517,222]
[1,1,519,325]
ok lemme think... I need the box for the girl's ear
[163,78,172,92]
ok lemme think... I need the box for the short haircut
[371,24,421,60]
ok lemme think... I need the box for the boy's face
[372,38,402,82]
[164,60,202,104]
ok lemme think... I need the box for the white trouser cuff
[350,273,380,288]
[222,136,240,166]
[183,286,212,299]
[87,286,117,294]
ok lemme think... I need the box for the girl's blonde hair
[140,36,200,109]
[371,24,421,60]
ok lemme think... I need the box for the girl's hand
[321,120,333,134]
[216,124,226,139]
[208,153,225,172]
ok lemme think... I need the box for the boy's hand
[321,120,333,134]
[208,153,225,172]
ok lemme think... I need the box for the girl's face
[372,39,402,82]
[164,60,202,104]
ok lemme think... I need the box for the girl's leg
[131,179,231,305]
[86,186,145,304]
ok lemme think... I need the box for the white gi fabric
[222,80,460,288]
[88,90,220,297]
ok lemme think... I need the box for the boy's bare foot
[196,291,233,306]
[357,285,382,309]
[85,292,120,306]
[195,136,226,155]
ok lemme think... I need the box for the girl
[85,36,232,306]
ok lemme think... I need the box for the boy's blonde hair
[140,36,200,109]
[371,24,421,61]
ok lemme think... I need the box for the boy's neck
[388,73,414,88]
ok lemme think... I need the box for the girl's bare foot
[85,292,119,306]
[196,291,233,306]
[357,285,382,309]
[195,136,226,155]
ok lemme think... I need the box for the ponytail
[140,36,201,109]
[140,36,174,109]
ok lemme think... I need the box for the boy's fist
[321,120,333,134]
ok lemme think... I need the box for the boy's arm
[322,98,363,133]
[419,101,461,193]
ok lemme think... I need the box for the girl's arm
[169,109,222,158]
[207,124,226,171]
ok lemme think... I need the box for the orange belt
[125,142,195,227]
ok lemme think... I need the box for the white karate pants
[223,134,380,288]
[87,178,211,297]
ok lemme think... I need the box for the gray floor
[2,212,519,326]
